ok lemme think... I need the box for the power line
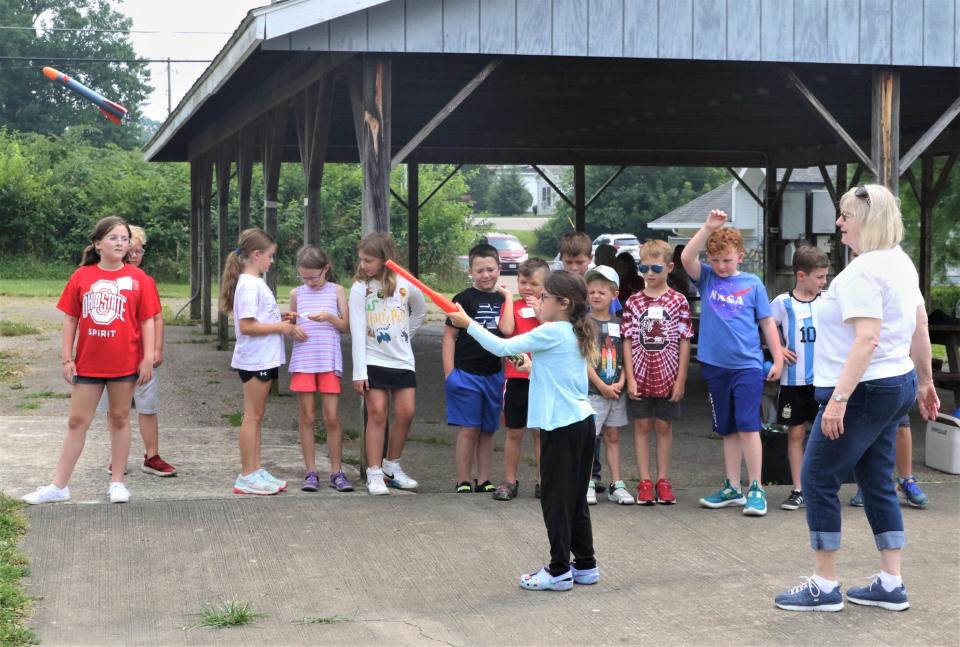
[0,25,230,35]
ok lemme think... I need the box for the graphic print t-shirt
[57,264,161,377]
[694,263,772,370]
[770,291,820,386]
[588,314,623,395]
[448,287,505,375]
[621,289,694,398]
[501,298,541,380]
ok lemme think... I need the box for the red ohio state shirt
[57,264,161,377]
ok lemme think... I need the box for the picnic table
[930,323,960,410]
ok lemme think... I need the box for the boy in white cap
[584,265,634,505]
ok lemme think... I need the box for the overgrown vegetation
[0,322,40,337]
[0,493,38,646]
[188,600,263,630]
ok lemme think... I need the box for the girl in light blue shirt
[448,270,599,593]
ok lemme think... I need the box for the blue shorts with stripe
[702,363,765,436]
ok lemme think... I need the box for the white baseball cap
[584,265,619,288]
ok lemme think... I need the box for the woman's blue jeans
[802,370,917,552]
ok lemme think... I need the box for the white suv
[592,234,641,262]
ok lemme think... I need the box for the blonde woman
[775,185,939,612]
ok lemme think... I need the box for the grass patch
[342,454,361,467]
[294,613,353,625]
[8,383,25,391]
[521,457,538,468]
[0,493,38,646]
[188,600,263,630]
[161,305,195,327]
[15,402,40,411]
[343,428,360,441]
[0,352,26,385]
[503,229,549,259]
[0,322,41,337]
[315,425,361,443]
[24,391,57,400]
[222,411,243,427]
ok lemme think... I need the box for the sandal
[492,481,519,501]
[519,566,574,591]
[456,481,473,493]
[476,480,496,493]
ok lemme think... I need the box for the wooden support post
[350,56,392,234]
[262,107,287,294]
[835,163,848,270]
[189,160,201,321]
[763,165,778,285]
[295,76,334,246]
[919,155,934,310]
[237,127,255,232]
[574,163,586,232]
[199,159,213,335]
[408,163,419,276]
[216,148,232,350]
[871,69,901,193]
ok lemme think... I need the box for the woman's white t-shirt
[814,246,924,387]
[231,273,285,371]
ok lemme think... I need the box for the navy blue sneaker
[847,575,910,611]
[775,576,844,612]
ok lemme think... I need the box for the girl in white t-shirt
[219,228,306,496]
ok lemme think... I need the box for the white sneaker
[22,484,70,505]
[586,480,597,505]
[607,480,636,505]
[382,459,418,490]
[366,468,389,496]
[254,469,288,491]
[108,482,130,503]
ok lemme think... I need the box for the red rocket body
[42,66,128,125]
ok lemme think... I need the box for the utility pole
[166,57,172,116]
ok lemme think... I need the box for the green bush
[931,286,960,316]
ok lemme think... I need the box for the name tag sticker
[117,276,133,291]
[519,307,536,319]
[607,323,621,337]
[794,303,812,320]
[647,306,664,320]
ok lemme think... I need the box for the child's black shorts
[503,377,529,429]
[238,367,279,383]
[776,385,818,425]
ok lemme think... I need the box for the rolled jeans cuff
[874,530,906,551]
[809,531,841,551]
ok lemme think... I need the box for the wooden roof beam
[899,94,960,173]
[726,167,764,208]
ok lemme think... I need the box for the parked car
[482,233,528,274]
[592,233,642,262]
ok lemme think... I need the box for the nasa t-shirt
[694,263,772,370]
[57,264,161,377]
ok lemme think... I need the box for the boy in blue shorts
[769,246,829,510]
[681,210,784,516]
[444,243,506,493]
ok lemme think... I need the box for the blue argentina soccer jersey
[770,292,820,386]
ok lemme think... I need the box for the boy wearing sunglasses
[622,239,694,505]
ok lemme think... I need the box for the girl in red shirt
[22,216,159,505]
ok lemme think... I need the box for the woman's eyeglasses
[638,264,664,274]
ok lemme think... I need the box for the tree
[0,0,151,148]
[536,166,727,254]
[900,160,960,284]
[462,164,495,212]
[486,166,533,216]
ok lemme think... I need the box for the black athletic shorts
[367,365,417,390]
[776,385,818,426]
[503,377,530,429]
[238,367,279,383]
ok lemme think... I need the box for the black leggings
[540,416,596,576]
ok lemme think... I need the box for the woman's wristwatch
[832,392,848,403]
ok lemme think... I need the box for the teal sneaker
[743,480,767,516]
[698,479,746,508]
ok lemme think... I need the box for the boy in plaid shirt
[623,239,693,505]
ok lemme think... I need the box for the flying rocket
[42,66,128,125]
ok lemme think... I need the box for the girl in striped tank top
[289,246,353,493]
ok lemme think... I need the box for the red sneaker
[656,478,676,505]
[636,479,655,506]
[142,454,178,477]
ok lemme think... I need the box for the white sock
[879,570,902,591]
[383,458,398,469]
[811,574,839,593]
[367,467,383,477]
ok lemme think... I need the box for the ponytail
[218,250,242,313]
[219,227,275,313]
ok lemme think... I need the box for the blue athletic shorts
[445,368,504,434]
[701,363,765,436]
